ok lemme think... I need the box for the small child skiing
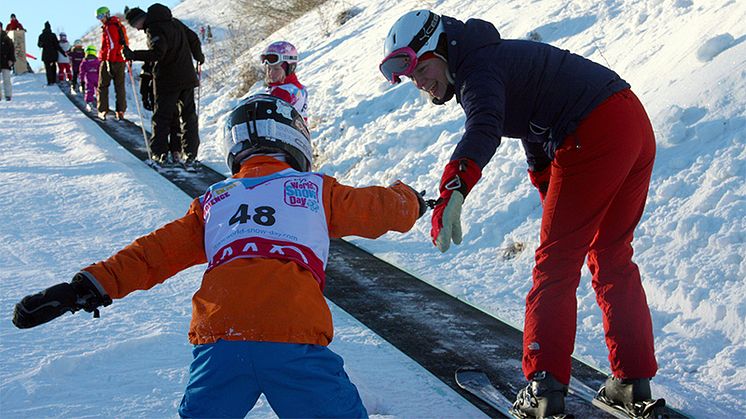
[79,46,100,110]
[68,39,85,92]
[12,94,427,418]
[261,40,308,119]
[56,32,72,83]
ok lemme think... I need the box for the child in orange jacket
[13,94,426,418]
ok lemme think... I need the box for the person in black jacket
[381,11,659,418]
[123,4,205,169]
[37,21,65,86]
[0,24,15,100]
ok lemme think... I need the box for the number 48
[229,204,276,226]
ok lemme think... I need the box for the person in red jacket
[12,94,427,418]
[95,6,128,120]
[5,14,25,32]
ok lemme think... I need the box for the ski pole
[125,60,153,160]
[196,63,202,117]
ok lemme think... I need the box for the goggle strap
[409,12,440,53]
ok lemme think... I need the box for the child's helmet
[96,6,110,19]
[59,32,67,41]
[85,45,97,56]
[74,39,83,47]
[222,94,312,174]
[260,41,299,74]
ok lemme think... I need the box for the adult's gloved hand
[430,158,481,252]
[139,74,154,111]
[122,46,135,61]
[12,272,112,329]
[528,165,552,203]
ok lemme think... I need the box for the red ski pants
[522,89,658,385]
[58,63,72,82]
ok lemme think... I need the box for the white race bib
[201,169,329,288]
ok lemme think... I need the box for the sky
[1,0,179,70]
[1,0,744,417]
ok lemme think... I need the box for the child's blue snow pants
[178,339,368,418]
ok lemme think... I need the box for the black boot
[598,376,652,412]
[512,371,568,418]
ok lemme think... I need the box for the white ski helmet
[380,10,445,83]
[222,94,312,174]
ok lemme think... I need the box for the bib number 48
[229,204,276,226]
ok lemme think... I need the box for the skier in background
[12,93,426,419]
[123,4,204,169]
[199,25,205,41]
[68,39,86,92]
[0,23,15,100]
[79,45,100,111]
[57,32,72,83]
[381,10,659,418]
[261,40,308,119]
[5,14,25,31]
[37,21,65,86]
[206,24,212,43]
[95,6,128,120]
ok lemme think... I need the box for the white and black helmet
[222,94,312,174]
[383,10,445,61]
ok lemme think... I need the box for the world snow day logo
[284,178,320,212]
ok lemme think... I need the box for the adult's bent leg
[588,91,658,380]
[523,91,643,385]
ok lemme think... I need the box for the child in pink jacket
[79,46,100,108]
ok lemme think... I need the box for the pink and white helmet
[260,41,299,74]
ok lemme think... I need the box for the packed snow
[2,0,745,417]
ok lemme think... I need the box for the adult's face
[133,17,146,30]
[410,57,449,101]
[265,63,285,84]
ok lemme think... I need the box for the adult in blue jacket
[380,10,658,418]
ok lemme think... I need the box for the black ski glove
[123,45,135,61]
[12,273,112,329]
[403,184,428,219]
[139,74,154,111]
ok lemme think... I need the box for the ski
[593,392,667,419]
[569,377,669,419]
[455,367,575,419]
[455,367,515,418]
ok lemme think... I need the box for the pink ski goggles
[379,47,419,84]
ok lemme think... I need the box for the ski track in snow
[2,0,746,417]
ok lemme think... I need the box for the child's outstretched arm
[324,177,426,239]
[12,199,207,329]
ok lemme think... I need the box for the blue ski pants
[178,339,368,418]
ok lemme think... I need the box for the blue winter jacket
[442,16,630,171]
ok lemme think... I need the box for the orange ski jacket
[83,157,420,346]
